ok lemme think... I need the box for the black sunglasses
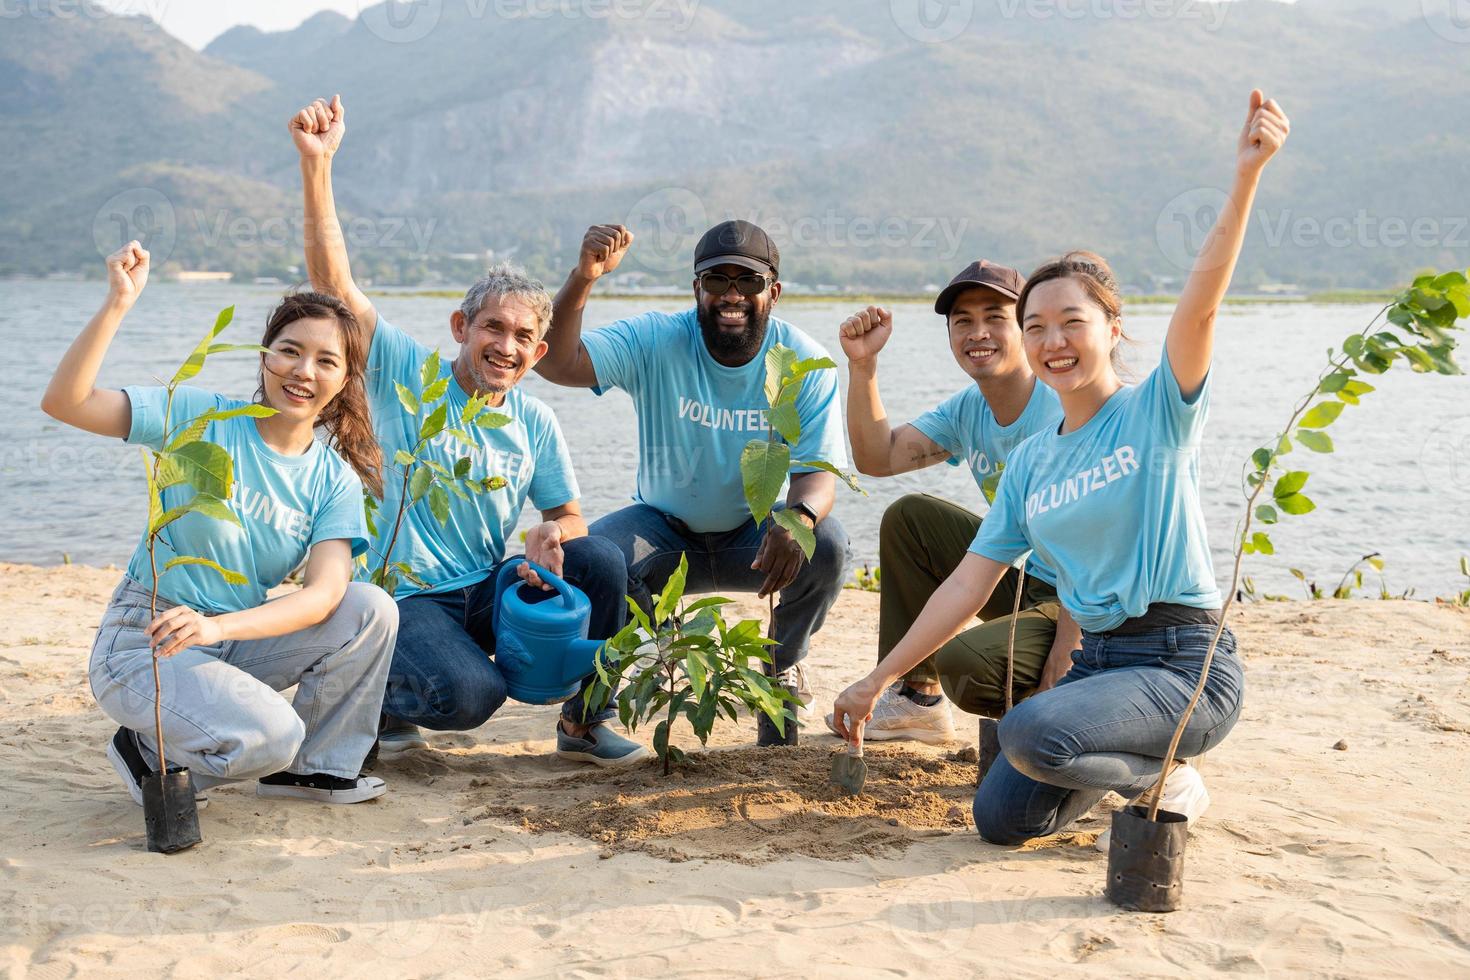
[697,272,772,296]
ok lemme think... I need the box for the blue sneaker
[555,721,652,768]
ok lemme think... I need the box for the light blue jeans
[88,577,398,785]
[974,624,1244,845]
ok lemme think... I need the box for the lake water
[4,281,1467,598]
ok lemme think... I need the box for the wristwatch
[790,502,819,528]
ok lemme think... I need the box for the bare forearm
[43,297,127,415]
[536,271,601,386]
[301,157,373,329]
[212,582,344,643]
[846,360,896,476]
[786,471,835,523]
[867,557,999,687]
[554,512,588,542]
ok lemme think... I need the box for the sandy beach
[3,560,1468,977]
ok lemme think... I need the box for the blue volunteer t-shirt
[123,386,368,615]
[365,315,579,597]
[910,379,1063,585]
[582,308,849,533]
[970,353,1222,633]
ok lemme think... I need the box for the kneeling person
[832,261,1080,743]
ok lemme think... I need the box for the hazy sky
[100,0,367,49]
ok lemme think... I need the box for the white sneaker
[824,685,956,745]
[770,662,816,718]
[1095,763,1211,852]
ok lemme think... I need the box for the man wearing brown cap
[827,260,1081,744]
[536,221,851,734]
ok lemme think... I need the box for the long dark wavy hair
[256,291,383,497]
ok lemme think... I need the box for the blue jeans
[380,536,626,731]
[589,504,851,671]
[974,624,1244,845]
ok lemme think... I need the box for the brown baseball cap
[934,259,1025,315]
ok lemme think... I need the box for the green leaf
[652,720,670,761]
[476,412,513,429]
[1276,492,1317,515]
[1276,434,1293,456]
[482,476,508,492]
[461,393,486,424]
[427,484,450,526]
[1250,531,1274,556]
[685,648,708,699]
[393,449,415,466]
[1273,471,1310,498]
[418,402,449,443]
[1251,448,1272,472]
[156,440,233,498]
[409,465,433,503]
[162,555,248,586]
[422,377,450,404]
[1296,430,1334,454]
[444,428,477,449]
[1343,334,1366,358]
[166,403,278,452]
[395,381,420,417]
[170,306,235,384]
[763,345,799,404]
[454,457,472,478]
[1317,370,1353,394]
[682,596,733,616]
[1336,380,1375,405]
[1255,504,1278,525]
[444,479,470,502]
[793,460,866,496]
[740,440,790,523]
[771,508,817,560]
[787,356,837,381]
[205,343,269,356]
[420,349,441,390]
[768,402,801,444]
[1367,555,1385,572]
[1299,402,1345,429]
[654,554,689,625]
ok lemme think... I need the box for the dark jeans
[589,503,851,671]
[974,624,1244,845]
[380,536,626,731]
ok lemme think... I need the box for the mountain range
[2,0,1467,291]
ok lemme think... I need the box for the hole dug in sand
[468,744,983,864]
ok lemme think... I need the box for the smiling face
[1021,276,1122,395]
[693,263,782,366]
[450,293,548,396]
[259,316,350,422]
[946,286,1026,383]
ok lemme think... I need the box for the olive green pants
[878,493,1060,718]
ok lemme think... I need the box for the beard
[696,299,770,364]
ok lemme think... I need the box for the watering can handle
[491,558,579,634]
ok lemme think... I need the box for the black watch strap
[791,502,819,527]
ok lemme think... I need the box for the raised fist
[106,241,149,304]
[290,94,346,159]
[1237,89,1289,177]
[577,224,633,280]
[838,306,893,364]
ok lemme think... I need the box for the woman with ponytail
[834,91,1290,845]
[42,244,398,807]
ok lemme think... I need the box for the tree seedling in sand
[587,555,800,775]
[363,349,511,594]
[1107,269,1469,911]
[139,306,274,853]
[739,344,864,743]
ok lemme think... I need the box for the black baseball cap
[934,259,1026,315]
[694,220,780,278]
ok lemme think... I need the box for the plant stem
[1332,552,1380,598]
[377,460,415,586]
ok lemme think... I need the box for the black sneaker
[257,770,387,804]
[105,727,209,808]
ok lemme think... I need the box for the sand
[3,560,1469,977]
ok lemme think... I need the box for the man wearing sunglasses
[537,220,851,730]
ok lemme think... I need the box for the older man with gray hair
[292,94,648,768]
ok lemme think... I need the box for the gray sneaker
[378,718,429,759]
[555,721,653,768]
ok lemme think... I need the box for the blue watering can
[491,560,607,705]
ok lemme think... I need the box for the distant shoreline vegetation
[386,288,1402,306]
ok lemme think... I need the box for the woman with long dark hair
[42,241,398,806]
[834,91,1290,843]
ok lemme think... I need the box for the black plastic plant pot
[977,717,1002,786]
[1105,805,1188,912]
[143,767,202,854]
